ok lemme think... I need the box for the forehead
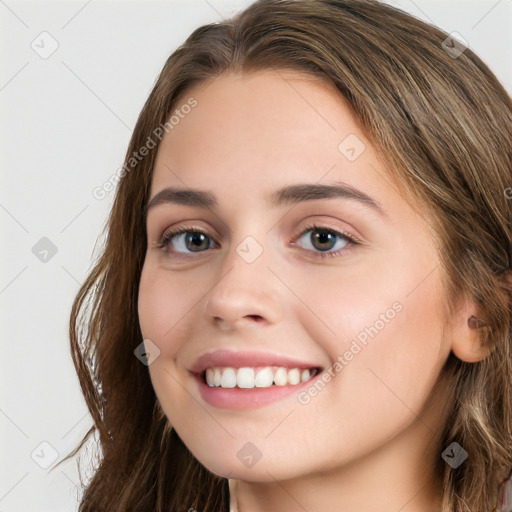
[181,69,355,137]
[151,69,370,192]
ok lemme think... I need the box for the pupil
[187,232,208,251]
[313,230,334,251]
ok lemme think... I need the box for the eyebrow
[144,182,385,219]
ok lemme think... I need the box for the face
[138,69,452,482]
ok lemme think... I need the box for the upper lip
[189,349,324,374]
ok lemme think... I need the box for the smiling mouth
[198,365,322,389]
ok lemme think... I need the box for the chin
[196,451,307,482]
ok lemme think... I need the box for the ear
[448,293,491,363]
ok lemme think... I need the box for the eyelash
[156,222,360,260]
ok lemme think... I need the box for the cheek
[288,262,446,430]
[137,267,198,422]
[138,267,196,358]
[366,286,447,411]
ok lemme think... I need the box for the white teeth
[301,369,311,382]
[273,367,288,386]
[220,367,237,388]
[254,367,273,387]
[237,367,254,388]
[213,368,221,386]
[287,368,301,385]
[203,366,317,389]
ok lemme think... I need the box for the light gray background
[1,1,511,511]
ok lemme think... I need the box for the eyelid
[291,221,363,246]
[288,222,360,260]
[156,223,216,252]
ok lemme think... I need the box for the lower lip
[191,370,322,410]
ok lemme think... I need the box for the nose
[203,236,284,331]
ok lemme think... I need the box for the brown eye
[158,227,215,254]
[293,223,359,259]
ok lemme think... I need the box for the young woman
[57,0,512,510]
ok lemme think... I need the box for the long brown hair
[53,1,512,510]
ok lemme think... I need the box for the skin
[138,69,487,512]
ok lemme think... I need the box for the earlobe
[449,299,491,363]
[467,315,487,330]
